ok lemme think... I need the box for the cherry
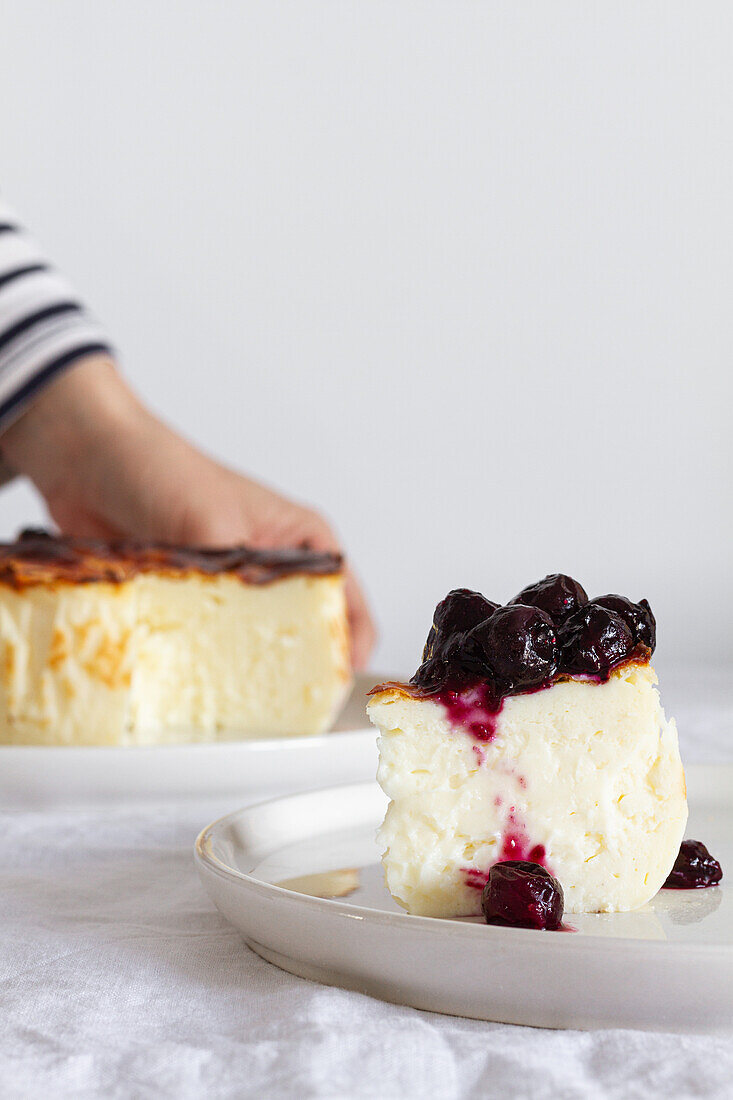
[510,574,588,625]
[470,604,558,692]
[592,594,656,652]
[559,603,634,677]
[482,860,564,930]
[663,840,723,889]
[411,577,650,698]
[412,630,488,691]
[423,589,498,661]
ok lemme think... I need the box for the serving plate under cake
[0,674,383,809]
[195,765,732,1032]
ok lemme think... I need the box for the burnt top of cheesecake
[370,573,655,707]
[0,529,343,589]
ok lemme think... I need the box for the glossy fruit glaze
[481,860,565,931]
[663,839,723,889]
[411,574,655,715]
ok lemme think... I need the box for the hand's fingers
[260,512,376,668]
[48,500,125,540]
[263,512,376,670]
[344,567,377,671]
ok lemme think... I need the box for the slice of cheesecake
[367,575,687,917]
[0,531,352,746]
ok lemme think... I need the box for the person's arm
[0,204,375,667]
[0,199,112,434]
[1,356,375,666]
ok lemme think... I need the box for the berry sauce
[436,682,503,743]
[461,810,549,891]
[482,860,565,931]
[663,839,723,889]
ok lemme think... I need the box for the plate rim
[0,725,374,756]
[194,763,732,955]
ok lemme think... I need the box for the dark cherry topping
[433,588,499,638]
[415,630,488,692]
[558,603,635,679]
[663,840,723,889]
[470,605,559,692]
[423,588,498,662]
[510,573,588,625]
[592,594,656,651]
[404,574,655,710]
[482,861,564,931]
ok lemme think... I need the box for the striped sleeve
[0,199,113,432]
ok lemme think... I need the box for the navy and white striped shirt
[0,198,112,431]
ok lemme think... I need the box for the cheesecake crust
[368,651,653,702]
[0,529,343,589]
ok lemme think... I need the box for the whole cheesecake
[367,575,687,917]
[0,530,352,746]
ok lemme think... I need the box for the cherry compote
[510,573,588,625]
[482,860,564,931]
[411,575,655,701]
[663,840,723,889]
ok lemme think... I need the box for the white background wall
[0,1,731,676]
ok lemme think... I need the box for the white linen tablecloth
[2,665,731,1100]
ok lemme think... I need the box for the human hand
[1,356,376,669]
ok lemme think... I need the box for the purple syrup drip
[461,811,549,891]
[463,868,493,891]
[437,682,552,902]
[436,681,503,742]
[435,677,563,747]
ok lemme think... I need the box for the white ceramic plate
[196,764,733,1031]
[0,674,384,809]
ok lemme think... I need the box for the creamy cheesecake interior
[368,663,687,917]
[0,533,352,746]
